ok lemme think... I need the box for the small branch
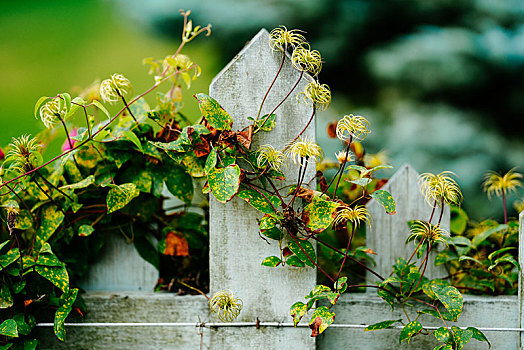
[332,137,352,200]
[255,51,286,121]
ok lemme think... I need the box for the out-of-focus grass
[0,0,219,156]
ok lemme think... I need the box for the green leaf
[434,327,451,343]
[0,240,9,251]
[491,254,520,271]
[34,96,50,119]
[106,183,140,214]
[450,206,469,235]
[262,227,284,240]
[165,164,194,204]
[422,279,450,300]
[435,251,458,266]
[399,321,422,344]
[309,306,335,337]
[467,327,491,347]
[129,97,150,120]
[305,285,339,305]
[78,225,95,237]
[370,189,396,215]
[365,319,401,331]
[54,288,78,341]
[290,302,308,326]
[288,240,316,268]
[0,319,18,338]
[148,131,191,153]
[301,198,340,233]
[0,284,13,309]
[286,255,305,267]
[23,339,38,350]
[488,247,516,262]
[134,236,160,270]
[451,326,472,350]
[92,100,111,120]
[377,287,395,310]
[471,224,508,248]
[36,265,69,293]
[334,277,348,293]
[256,113,276,132]
[0,249,20,271]
[122,130,143,152]
[208,164,241,203]
[13,314,35,336]
[261,256,281,267]
[194,93,233,130]
[36,205,65,246]
[432,285,463,321]
[237,188,280,214]
[15,209,33,230]
[204,149,217,175]
[346,178,371,187]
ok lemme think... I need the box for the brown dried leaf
[163,232,190,257]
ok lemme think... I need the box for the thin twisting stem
[255,51,286,121]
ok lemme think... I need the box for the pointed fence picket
[38,29,524,350]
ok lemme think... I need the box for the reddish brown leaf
[327,121,338,138]
[296,187,316,202]
[310,317,322,337]
[237,125,253,149]
[363,248,377,255]
[163,232,190,257]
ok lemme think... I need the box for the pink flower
[62,129,78,152]
[0,147,4,160]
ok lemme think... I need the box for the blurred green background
[1,0,523,220]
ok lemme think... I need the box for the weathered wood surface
[39,293,518,349]
[366,164,450,282]
[318,294,519,349]
[209,28,316,349]
[78,233,158,291]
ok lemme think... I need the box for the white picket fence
[37,29,524,350]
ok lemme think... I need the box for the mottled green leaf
[302,198,340,233]
[134,236,160,270]
[418,309,456,321]
[78,225,94,237]
[106,183,140,214]
[13,314,35,336]
[286,255,305,267]
[165,164,193,204]
[450,206,469,235]
[422,279,450,300]
[305,285,339,305]
[377,287,395,310]
[36,205,65,245]
[434,327,451,343]
[0,284,13,309]
[129,97,150,120]
[288,240,316,268]
[365,319,401,331]
[435,251,458,266]
[194,93,233,130]
[0,319,17,338]
[54,288,78,341]
[399,321,422,344]
[0,240,9,251]
[451,326,472,350]
[290,302,307,326]
[309,306,335,337]
[34,95,50,119]
[334,277,348,293]
[35,265,69,293]
[256,113,276,132]
[237,188,280,214]
[370,189,396,215]
[261,256,281,267]
[23,339,38,350]
[490,254,520,271]
[208,164,241,203]
[0,249,20,271]
[148,131,191,153]
[432,285,463,321]
[261,227,284,240]
[0,343,12,350]
[15,209,33,230]
[204,149,217,175]
[467,327,491,347]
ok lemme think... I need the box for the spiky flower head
[298,79,331,111]
[419,171,463,207]
[482,169,522,199]
[335,151,353,165]
[209,290,243,322]
[286,136,323,165]
[407,220,448,245]
[39,97,67,129]
[269,26,306,52]
[100,73,132,104]
[6,135,41,174]
[257,145,285,172]
[336,115,370,142]
[333,205,371,228]
[291,44,322,76]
